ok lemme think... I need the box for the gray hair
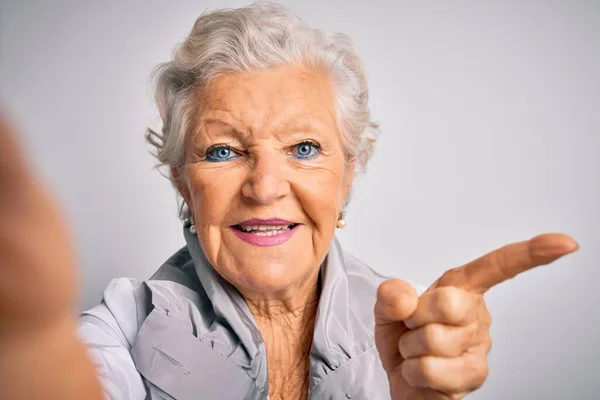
[146,2,379,220]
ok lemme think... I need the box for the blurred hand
[0,115,77,332]
[374,233,579,399]
[0,114,102,399]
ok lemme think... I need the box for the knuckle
[465,322,480,346]
[423,324,446,351]
[397,332,412,358]
[463,354,489,391]
[489,248,511,279]
[483,334,493,354]
[438,267,464,287]
[435,286,466,323]
[418,357,439,385]
[472,358,490,389]
[481,302,493,327]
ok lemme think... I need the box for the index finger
[434,233,579,294]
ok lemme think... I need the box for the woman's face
[177,64,354,298]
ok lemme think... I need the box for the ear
[171,165,192,208]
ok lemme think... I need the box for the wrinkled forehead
[192,65,340,138]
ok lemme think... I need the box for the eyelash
[289,140,322,160]
[204,144,241,162]
[203,140,322,163]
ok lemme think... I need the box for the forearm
[0,313,103,400]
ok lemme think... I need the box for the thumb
[375,279,419,325]
[374,279,418,375]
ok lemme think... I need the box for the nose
[241,153,290,204]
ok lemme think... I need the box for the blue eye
[293,141,321,160]
[205,145,239,162]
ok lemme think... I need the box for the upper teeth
[239,224,291,232]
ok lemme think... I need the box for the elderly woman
[0,3,578,400]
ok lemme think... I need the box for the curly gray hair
[146,2,379,220]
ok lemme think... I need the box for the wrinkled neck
[243,268,321,399]
[245,279,320,327]
[248,279,318,400]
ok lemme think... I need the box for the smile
[231,219,300,247]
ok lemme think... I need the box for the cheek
[186,169,244,267]
[291,165,346,229]
[187,169,241,225]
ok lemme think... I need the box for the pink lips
[231,218,299,247]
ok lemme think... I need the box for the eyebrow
[197,112,334,141]
[272,115,333,136]
[197,112,250,140]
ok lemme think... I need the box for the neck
[243,266,321,326]
[243,272,321,399]
[246,273,320,357]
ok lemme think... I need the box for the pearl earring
[188,216,197,234]
[336,212,346,229]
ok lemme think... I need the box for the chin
[234,261,313,295]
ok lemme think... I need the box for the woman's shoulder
[79,277,150,349]
[77,243,207,349]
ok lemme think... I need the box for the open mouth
[233,223,299,237]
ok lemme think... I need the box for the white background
[1,1,599,398]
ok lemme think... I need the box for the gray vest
[130,227,393,399]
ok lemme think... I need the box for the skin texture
[173,64,354,399]
[0,66,579,399]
